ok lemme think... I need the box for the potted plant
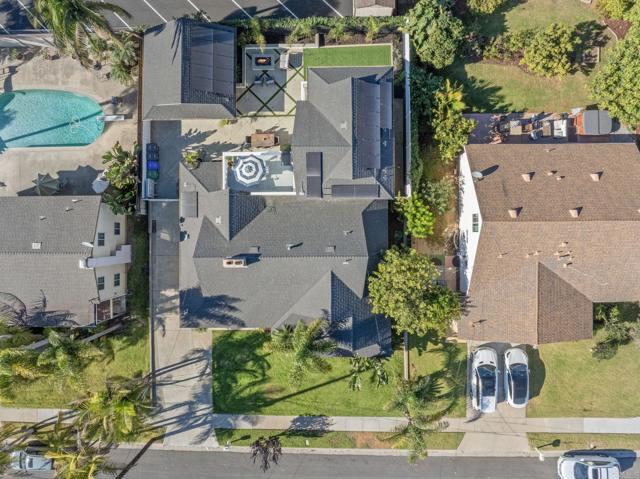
[182,149,202,170]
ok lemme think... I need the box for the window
[97,232,105,246]
[97,276,105,291]
[114,222,121,236]
[114,273,121,288]
[472,213,479,233]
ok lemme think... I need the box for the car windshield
[478,365,496,396]
[510,364,528,404]
[574,463,589,479]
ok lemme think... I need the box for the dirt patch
[604,19,631,40]
[349,432,394,449]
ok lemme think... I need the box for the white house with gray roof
[0,196,130,327]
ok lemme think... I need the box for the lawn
[528,433,640,451]
[448,0,610,112]
[0,322,149,408]
[212,331,467,417]
[527,332,640,417]
[216,428,464,450]
[304,44,392,71]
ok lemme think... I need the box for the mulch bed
[604,19,631,40]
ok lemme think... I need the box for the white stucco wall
[458,150,482,294]
[92,204,128,302]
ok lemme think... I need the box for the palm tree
[73,375,152,444]
[0,348,45,398]
[46,446,115,479]
[250,436,282,472]
[384,375,448,462]
[33,0,131,67]
[270,319,336,387]
[38,413,75,455]
[102,141,139,190]
[348,356,389,391]
[37,330,102,377]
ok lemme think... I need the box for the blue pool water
[0,89,105,148]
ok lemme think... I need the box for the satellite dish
[471,171,484,181]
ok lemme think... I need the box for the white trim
[141,0,168,23]
[275,0,298,18]
[186,0,211,21]
[229,0,252,19]
[320,0,343,17]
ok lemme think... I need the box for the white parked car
[504,348,529,408]
[557,453,620,479]
[471,347,498,413]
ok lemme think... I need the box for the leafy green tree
[410,68,443,120]
[103,188,136,215]
[37,330,102,377]
[597,0,634,19]
[73,375,152,444]
[369,247,460,337]
[395,195,435,238]
[404,0,464,69]
[522,23,580,77]
[384,375,447,462]
[432,80,476,163]
[102,141,139,190]
[269,319,336,387]
[33,0,130,67]
[590,27,640,126]
[348,356,389,391]
[592,305,639,360]
[466,0,507,14]
[422,177,455,215]
[625,2,640,23]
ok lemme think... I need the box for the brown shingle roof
[460,143,640,344]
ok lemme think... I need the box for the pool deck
[0,49,137,197]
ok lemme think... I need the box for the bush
[625,2,640,23]
[410,68,443,120]
[395,195,435,238]
[467,0,507,14]
[521,23,580,77]
[592,305,638,360]
[597,0,634,19]
[422,177,455,215]
[432,80,476,163]
[404,0,465,69]
[484,29,534,62]
[590,27,640,126]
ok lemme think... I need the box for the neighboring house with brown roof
[458,143,640,345]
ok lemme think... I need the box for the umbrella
[32,173,60,196]
[233,155,266,186]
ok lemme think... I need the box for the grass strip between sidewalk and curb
[215,429,464,450]
[528,433,640,451]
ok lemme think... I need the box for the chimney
[556,175,565,181]
[31,242,42,250]
[521,172,534,182]
[590,171,603,182]
[508,207,522,219]
[569,207,582,218]
[546,170,557,176]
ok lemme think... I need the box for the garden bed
[211,331,467,418]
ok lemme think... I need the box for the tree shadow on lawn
[462,0,527,38]
[445,60,514,113]
[574,21,609,75]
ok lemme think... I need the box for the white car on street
[504,347,529,408]
[471,347,498,413]
[557,453,620,479]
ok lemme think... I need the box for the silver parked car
[504,347,529,408]
[557,453,620,479]
[10,446,54,472]
[471,347,499,413]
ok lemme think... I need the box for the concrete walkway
[149,202,218,449]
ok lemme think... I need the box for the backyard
[527,331,640,417]
[211,331,467,418]
[447,0,612,112]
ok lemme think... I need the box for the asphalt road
[0,0,351,33]
[103,449,640,479]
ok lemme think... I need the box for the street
[104,449,640,479]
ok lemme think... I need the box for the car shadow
[526,345,545,400]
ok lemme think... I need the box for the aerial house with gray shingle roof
[458,143,640,345]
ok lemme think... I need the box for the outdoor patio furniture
[254,74,264,86]
[264,74,275,86]
[279,51,289,70]
[251,132,276,148]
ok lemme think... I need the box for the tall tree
[269,319,336,387]
[0,348,45,398]
[348,356,389,391]
[33,0,130,67]
[46,446,115,479]
[432,80,476,163]
[37,330,102,377]
[250,436,283,472]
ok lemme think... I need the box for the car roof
[505,347,528,366]
[473,347,498,366]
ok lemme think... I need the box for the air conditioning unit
[222,258,247,268]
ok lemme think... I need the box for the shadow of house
[17,165,101,196]
[526,345,545,400]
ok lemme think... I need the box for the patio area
[223,150,295,195]
[236,46,304,117]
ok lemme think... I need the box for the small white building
[353,0,395,16]
[0,196,130,327]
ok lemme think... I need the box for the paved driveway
[0,0,351,32]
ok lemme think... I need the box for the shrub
[327,21,347,42]
[597,0,634,19]
[423,177,455,215]
[432,80,476,163]
[467,0,507,14]
[592,305,638,360]
[521,23,580,77]
[395,195,435,238]
[365,16,381,43]
[625,2,640,23]
[404,0,465,69]
[590,27,640,126]
[484,29,534,62]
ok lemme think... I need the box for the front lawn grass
[212,331,467,417]
[528,433,640,451]
[303,45,392,70]
[216,428,464,450]
[527,332,640,417]
[0,322,149,408]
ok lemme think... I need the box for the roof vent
[555,175,565,181]
[71,198,80,203]
[325,245,336,253]
[590,172,603,182]
[559,241,568,248]
[340,121,347,130]
[286,242,302,251]
[546,170,557,176]
[65,207,73,212]
[508,207,522,219]
[569,207,582,218]
[521,172,534,182]
[39,216,46,221]
[343,230,353,236]
[215,216,222,225]
[31,242,42,250]
[342,258,352,265]
[249,246,260,254]
[81,241,94,248]
[222,258,247,268]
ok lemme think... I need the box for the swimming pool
[0,89,105,148]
